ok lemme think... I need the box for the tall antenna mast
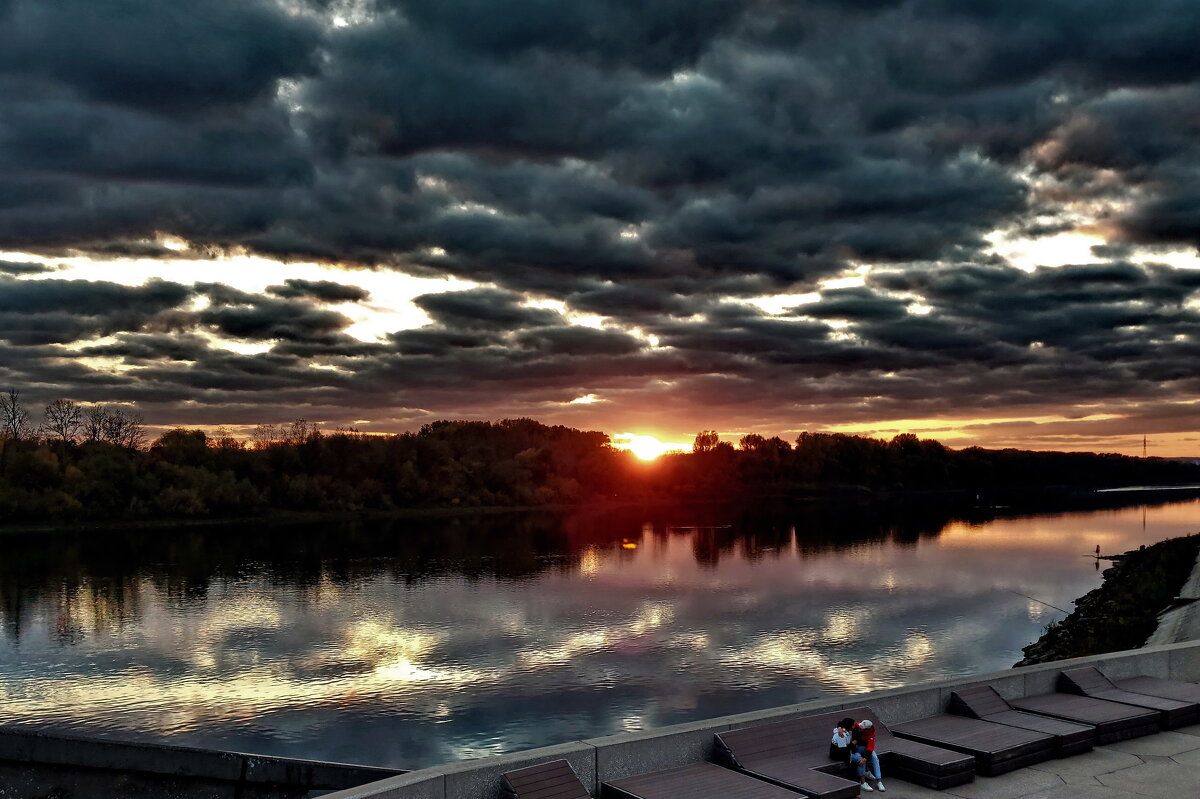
[1143,435,1147,457]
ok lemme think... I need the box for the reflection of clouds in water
[901,631,934,668]
[0,499,1195,768]
[823,610,867,645]
[345,621,443,669]
[0,550,1079,745]
[0,612,497,736]
[712,615,942,696]
[668,631,710,650]
[517,601,675,669]
[2,582,515,737]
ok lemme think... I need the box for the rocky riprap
[1016,531,1200,667]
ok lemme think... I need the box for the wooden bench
[1112,674,1200,705]
[1009,692,1160,745]
[713,712,859,799]
[603,762,806,799]
[1058,667,1199,729]
[503,759,804,799]
[714,706,974,794]
[502,759,591,799]
[890,713,1056,776]
[948,685,1094,757]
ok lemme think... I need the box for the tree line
[1,390,1197,525]
[2,391,145,449]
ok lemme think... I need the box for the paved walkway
[878,722,1200,799]
[1146,547,1200,646]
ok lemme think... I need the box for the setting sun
[612,433,689,461]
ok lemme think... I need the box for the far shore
[4,482,1199,538]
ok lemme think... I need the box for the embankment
[1016,531,1200,666]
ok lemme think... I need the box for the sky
[1,0,1199,455]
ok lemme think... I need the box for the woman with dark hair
[829,716,856,761]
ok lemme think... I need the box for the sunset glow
[612,434,688,461]
[2,0,1200,457]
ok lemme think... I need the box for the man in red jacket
[851,719,885,792]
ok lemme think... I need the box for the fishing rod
[1005,589,1071,615]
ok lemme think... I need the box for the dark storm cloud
[649,312,830,365]
[88,241,202,259]
[186,280,360,343]
[2,0,1200,439]
[0,277,191,345]
[647,153,1024,272]
[414,289,561,331]
[884,0,1200,94]
[0,0,321,112]
[200,302,352,343]
[0,93,313,187]
[566,285,693,318]
[267,279,371,303]
[0,260,54,275]
[2,0,1198,274]
[1119,190,1200,249]
[77,333,215,363]
[389,329,498,357]
[514,326,643,357]
[803,288,908,322]
[389,0,746,74]
[410,153,659,225]
[423,210,655,285]
[303,17,622,160]
[0,277,189,315]
[841,262,1200,410]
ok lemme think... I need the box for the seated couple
[830,717,885,792]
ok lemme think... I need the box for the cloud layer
[1,0,1199,451]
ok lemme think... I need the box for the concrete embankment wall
[323,639,1200,799]
[0,726,402,792]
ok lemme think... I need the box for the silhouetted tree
[0,389,31,441]
[42,399,83,444]
[2,409,1199,526]
[251,424,280,449]
[151,429,209,466]
[693,430,720,453]
[104,407,145,450]
[80,405,145,449]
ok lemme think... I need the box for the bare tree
[83,404,107,442]
[0,389,32,440]
[210,426,244,450]
[82,404,146,449]
[104,407,146,449]
[285,418,320,445]
[42,398,83,444]
[251,423,279,449]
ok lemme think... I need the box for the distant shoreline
[4,483,1199,538]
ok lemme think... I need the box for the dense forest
[1,391,1198,525]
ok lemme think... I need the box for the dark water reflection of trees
[4,491,1193,644]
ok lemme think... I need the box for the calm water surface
[1,497,1198,770]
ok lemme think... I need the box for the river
[0,495,1197,770]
